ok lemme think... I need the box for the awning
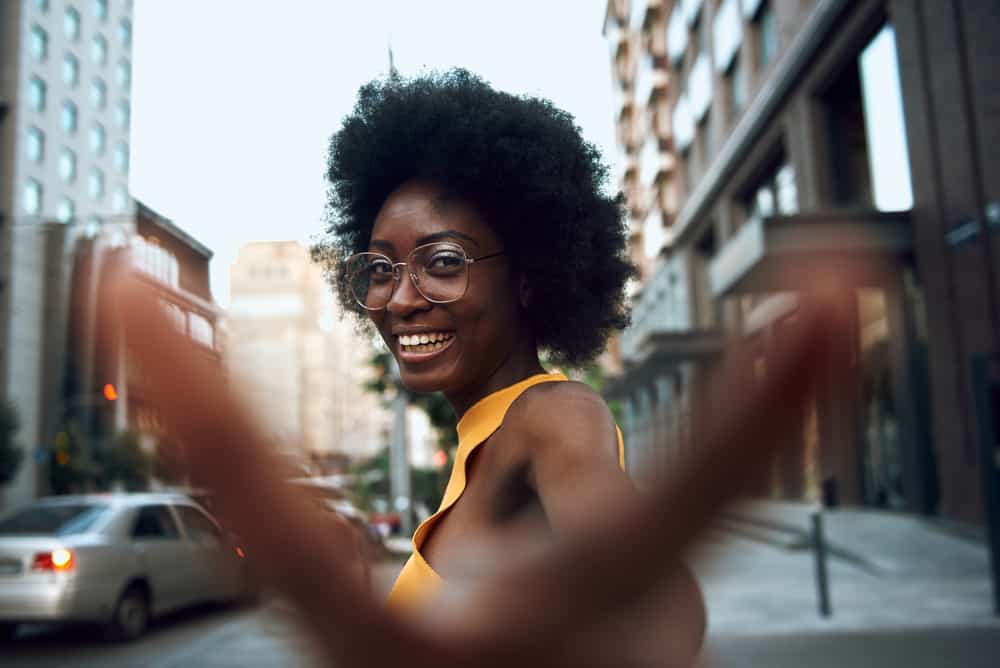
[709,209,912,297]
[605,329,724,398]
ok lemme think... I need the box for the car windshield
[0,503,110,536]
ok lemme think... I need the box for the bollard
[811,509,832,618]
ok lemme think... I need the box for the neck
[445,337,546,419]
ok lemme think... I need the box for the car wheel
[107,585,150,642]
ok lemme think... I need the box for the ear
[519,274,532,309]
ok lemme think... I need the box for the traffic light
[103,383,118,401]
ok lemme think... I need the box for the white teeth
[398,332,454,352]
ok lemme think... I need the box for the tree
[0,400,24,486]
[48,422,99,494]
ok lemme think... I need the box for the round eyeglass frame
[345,241,505,311]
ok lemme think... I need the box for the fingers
[98,263,442,665]
[437,293,853,659]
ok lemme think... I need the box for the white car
[0,493,249,641]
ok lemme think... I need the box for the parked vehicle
[0,493,249,642]
[288,477,387,562]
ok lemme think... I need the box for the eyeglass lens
[348,243,470,309]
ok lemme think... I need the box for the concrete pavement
[700,501,997,633]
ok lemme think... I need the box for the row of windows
[57,52,131,89]
[29,25,117,67]
[22,178,129,218]
[33,1,130,45]
[28,75,129,122]
[25,125,128,171]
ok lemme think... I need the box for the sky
[129,0,617,307]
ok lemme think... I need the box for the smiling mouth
[397,331,455,355]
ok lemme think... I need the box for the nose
[386,267,431,317]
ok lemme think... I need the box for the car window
[132,505,180,539]
[0,504,109,536]
[175,505,223,543]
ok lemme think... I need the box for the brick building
[65,201,219,477]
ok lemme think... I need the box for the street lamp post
[387,357,413,537]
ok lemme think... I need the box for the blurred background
[1,0,999,666]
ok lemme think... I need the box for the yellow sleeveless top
[387,372,625,611]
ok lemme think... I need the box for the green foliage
[0,401,24,486]
[48,422,99,494]
[349,447,447,516]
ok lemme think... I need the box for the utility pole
[387,356,412,536]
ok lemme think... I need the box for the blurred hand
[101,260,851,667]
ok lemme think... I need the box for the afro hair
[315,68,635,366]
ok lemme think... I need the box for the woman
[105,70,846,666]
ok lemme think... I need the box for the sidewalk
[695,500,998,635]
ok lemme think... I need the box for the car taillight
[32,548,75,572]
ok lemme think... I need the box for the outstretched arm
[102,262,848,667]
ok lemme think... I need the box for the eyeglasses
[345,241,504,311]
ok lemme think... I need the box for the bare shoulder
[500,379,619,461]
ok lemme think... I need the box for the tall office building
[1,0,135,507]
[604,0,1000,525]
[227,241,391,467]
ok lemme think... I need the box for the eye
[425,251,465,275]
[367,257,395,282]
[369,258,394,273]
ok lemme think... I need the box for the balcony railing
[621,254,691,362]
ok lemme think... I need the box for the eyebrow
[368,230,480,252]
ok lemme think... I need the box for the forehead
[369,180,500,254]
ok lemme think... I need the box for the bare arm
[102,261,849,667]
[502,384,706,665]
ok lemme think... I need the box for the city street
[5,528,998,667]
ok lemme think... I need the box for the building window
[62,101,78,133]
[92,34,108,65]
[89,123,106,154]
[189,313,214,348]
[744,157,798,221]
[112,186,128,212]
[56,197,75,223]
[133,237,179,287]
[30,25,48,61]
[84,216,102,238]
[116,60,131,88]
[755,2,778,70]
[119,19,132,47]
[59,148,77,182]
[114,101,130,129]
[824,24,913,211]
[113,141,129,174]
[775,163,798,213]
[65,6,81,40]
[24,180,43,215]
[859,25,914,211]
[26,127,45,163]
[728,55,745,118]
[63,53,80,86]
[90,79,107,109]
[88,168,105,200]
[28,76,46,112]
[94,0,108,21]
